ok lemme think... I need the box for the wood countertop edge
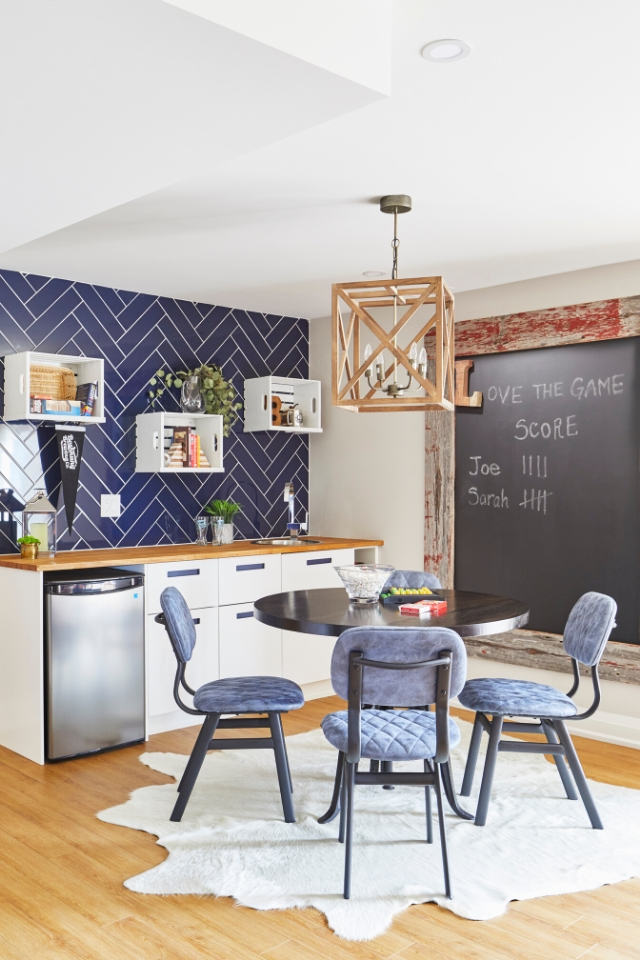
[0,537,384,572]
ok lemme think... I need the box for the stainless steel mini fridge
[44,567,145,761]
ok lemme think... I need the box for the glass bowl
[334,564,394,604]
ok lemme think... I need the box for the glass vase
[181,374,204,414]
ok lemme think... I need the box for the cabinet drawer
[145,559,218,614]
[219,603,282,679]
[147,607,219,718]
[219,554,281,606]
[282,630,336,687]
[282,548,354,592]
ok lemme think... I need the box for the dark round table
[254,586,529,824]
[254,587,529,638]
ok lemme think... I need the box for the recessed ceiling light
[421,39,471,63]
[363,270,385,277]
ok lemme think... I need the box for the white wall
[455,257,640,321]
[309,315,425,570]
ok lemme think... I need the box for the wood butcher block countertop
[0,537,383,573]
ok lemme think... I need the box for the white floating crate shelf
[135,412,224,473]
[2,351,105,423]
[243,376,322,433]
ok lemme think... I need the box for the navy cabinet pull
[167,569,200,578]
[192,617,200,625]
[236,611,254,619]
[307,557,331,566]
[236,563,265,572]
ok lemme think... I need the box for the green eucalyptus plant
[147,363,242,437]
[203,499,242,524]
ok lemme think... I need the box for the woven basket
[29,364,77,401]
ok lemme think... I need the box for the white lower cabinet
[281,548,354,592]
[147,607,219,718]
[282,630,336,686]
[219,603,282,679]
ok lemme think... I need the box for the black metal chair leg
[542,719,578,801]
[171,713,220,822]
[554,720,603,829]
[433,763,452,899]
[381,759,395,790]
[339,758,348,843]
[369,759,380,773]
[343,761,356,899]
[460,713,484,797]
[474,715,503,826]
[318,751,345,824]
[269,712,296,823]
[441,761,474,821]
[424,759,433,843]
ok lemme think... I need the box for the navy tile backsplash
[0,269,309,552]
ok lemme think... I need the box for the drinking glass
[209,516,224,545]
[194,517,208,545]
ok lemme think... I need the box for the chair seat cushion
[458,678,578,718]
[321,709,461,762]
[193,676,304,714]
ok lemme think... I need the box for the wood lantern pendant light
[332,195,455,412]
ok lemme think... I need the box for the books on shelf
[75,381,98,416]
[29,398,82,416]
[164,425,210,469]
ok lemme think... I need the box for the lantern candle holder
[22,490,57,558]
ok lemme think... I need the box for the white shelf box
[243,376,322,433]
[135,412,224,473]
[2,351,105,423]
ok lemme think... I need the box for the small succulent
[17,535,41,545]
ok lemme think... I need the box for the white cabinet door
[282,630,336,686]
[218,554,281,606]
[145,559,218,615]
[281,548,354,592]
[147,607,219,718]
[219,603,282,678]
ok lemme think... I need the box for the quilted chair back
[562,592,617,667]
[160,587,197,663]
[331,626,467,705]
[382,569,442,592]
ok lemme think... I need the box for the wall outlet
[101,494,121,518]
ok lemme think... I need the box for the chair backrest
[563,592,617,667]
[382,569,442,592]
[160,587,197,663]
[331,625,467,705]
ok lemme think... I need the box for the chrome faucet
[284,481,300,536]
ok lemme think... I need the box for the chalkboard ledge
[465,630,640,686]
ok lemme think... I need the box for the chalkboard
[455,337,640,643]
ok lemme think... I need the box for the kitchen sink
[251,538,322,547]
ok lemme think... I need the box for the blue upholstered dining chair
[459,592,617,828]
[382,570,442,592]
[156,586,304,823]
[321,625,467,900]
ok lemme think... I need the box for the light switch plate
[101,494,121,518]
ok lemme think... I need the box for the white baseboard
[459,657,640,750]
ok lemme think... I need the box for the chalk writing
[469,457,501,476]
[468,487,509,508]
[519,489,553,514]
[515,416,578,440]
[523,455,547,477]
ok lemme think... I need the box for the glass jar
[22,490,57,558]
[180,374,204,414]
[209,516,224,545]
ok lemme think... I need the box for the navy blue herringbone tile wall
[0,269,309,552]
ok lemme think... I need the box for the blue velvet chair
[382,570,442,592]
[459,592,617,828]
[321,625,467,900]
[156,586,304,823]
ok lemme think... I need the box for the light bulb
[364,343,372,376]
[409,342,418,365]
[419,347,427,366]
[376,350,385,382]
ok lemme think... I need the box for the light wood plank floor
[1,697,638,960]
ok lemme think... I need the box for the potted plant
[204,499,242,544]
[17,535,40,560]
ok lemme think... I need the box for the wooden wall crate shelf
[2,351,105,423]
[243,376,322,433]
[135,412,224,473]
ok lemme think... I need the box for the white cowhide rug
[98,719,640,941]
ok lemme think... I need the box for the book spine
[195,434,201,468]
[189,433,197,468]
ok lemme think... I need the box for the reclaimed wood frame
[332,277,455,412]
[424,295,640,588]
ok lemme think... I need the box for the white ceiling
[2,0,640,319]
